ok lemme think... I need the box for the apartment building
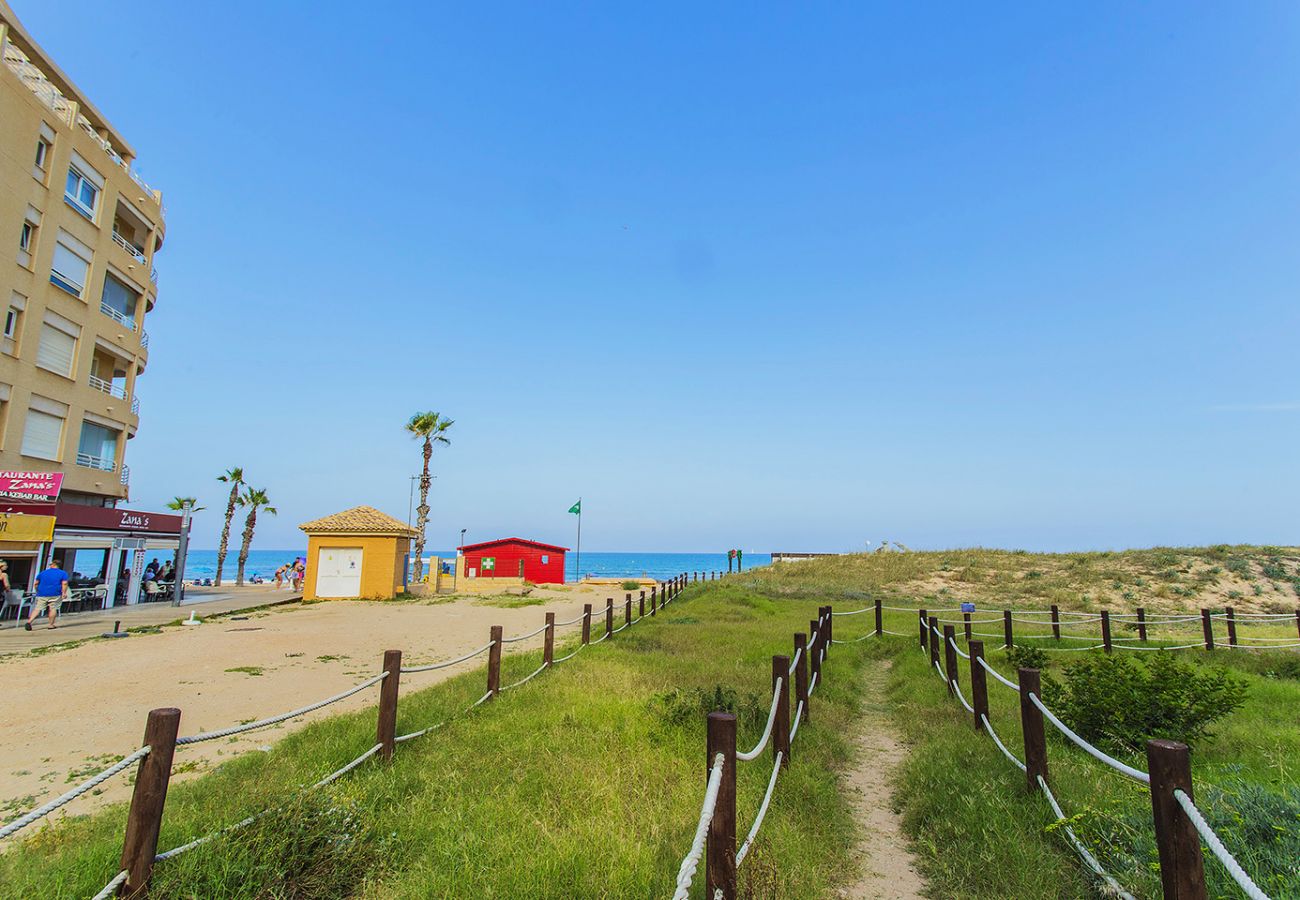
[0,3,183,600]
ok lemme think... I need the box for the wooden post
[1147,739,1208,900]
[118,707,180,897]
[639,590,645,618]
[794,633,809,723]
[1101,610,1113,653]
[772,655,791,767]
[821,606,832,656]
[651,585,658,616]
[705,711,737,900]
[605,598,613,638]
[543,612,555,665]
[376,649,401,761]
[487,626,502,697]
[810,618,822,684]
[963,611,972,642]
[693,571,698,582]
[581,605,591,644]
[1201,609,1214,651]
[1051,604,1060,640]
[1003,609,1014,649]
[919,608,929,650]
[928,616,940,672]
[1225,607,1237,647]
[970,640,988,732]
[874,597,883,636]
[943,625,958,696]
[624,596,632,627]
[1295,607,1300,639]
[1018,668,1048,793]
[1137,607,1148,642]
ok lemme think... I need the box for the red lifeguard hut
[459,538,568,584]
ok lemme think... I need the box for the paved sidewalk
[0,589,298,655]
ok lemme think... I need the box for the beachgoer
[291,561,304,592]
[0,561,9,597]
[273,565,285,589]
[27,560,68,630]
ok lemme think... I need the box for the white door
[316,547,362,598]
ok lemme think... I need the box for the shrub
[620,580,641,591]
[1006,644,1048,671]
[1042,653,1247,752]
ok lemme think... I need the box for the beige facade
[0,2,163,505]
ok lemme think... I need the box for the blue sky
[20,2,1300,552]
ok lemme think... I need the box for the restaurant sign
[0,471,64,503]
[0,513,56,542]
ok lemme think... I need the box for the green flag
[568,500,581,515]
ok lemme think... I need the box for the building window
[21,408,65,461]
[50,237,91,297]
[36,321,77,378]
[64,166,99,219]
[100,274,139,330]
[34,138,50,170]
[76,421,119,471]
[19,222,34,253]
[5,307,19,339]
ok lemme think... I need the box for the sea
[181,550,771,582]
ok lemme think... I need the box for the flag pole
[575,497,582,584]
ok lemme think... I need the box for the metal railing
[131,396,140,416]
[76,452,116,473]
[99,302,137,332]
[1,39,76,124]
[110,230,147,264]
[140,331,150,350]
[149,268,158,286]
[120,464,130,486]
[88,374,129,400]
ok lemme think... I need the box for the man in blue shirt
[26,560,68,631]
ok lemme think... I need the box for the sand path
[0,587,630,830]
[840,659,927,899]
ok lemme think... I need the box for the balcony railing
[76,452,116,473]
[131,396,140,416]
[120,464,130,486]
[110,230,147,264]
[150,268,158,286]
[140,330,150,350]
[99,302,138,332]
[88,373,129,400]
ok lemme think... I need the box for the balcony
[131,396,140,417]
[76,452,116,473]
[110,229,146,265]
[140,330,149,350]
[88,373,128,401]
[120,464,130,487]
[99,302,137,332]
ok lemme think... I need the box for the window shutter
[51,242,89,292]
[21,409,64,460]
[36,323,76,376]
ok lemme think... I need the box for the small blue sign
[960,601,976,613]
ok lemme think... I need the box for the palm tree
[235,486,276,586]
[405,412,453,581]
[214,467,244,586]
[165,496,204,512]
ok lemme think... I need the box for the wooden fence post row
[928,616,940,672]
[969,640,988,732]
[794,632,809,723]
[772,655,791,766]
[874,597,883,636]
[1201,609,1214,651]
[1101,610,1113,653]
[119,707,180,897]
[918,608,928,650]
[582,604,592,644]
[376,649,402,760]
[1018,667,1048,794]
[705,711,737,900]
[1225,607,1237,647]
[942,625,958,696]
[487,626,503,697]
[1147,740,1208,900]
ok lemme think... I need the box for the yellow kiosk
[299,506,417,601]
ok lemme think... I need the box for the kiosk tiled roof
[298,505,418,537]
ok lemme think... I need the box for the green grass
[0,584,869,898]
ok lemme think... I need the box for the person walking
[27,559,68,631]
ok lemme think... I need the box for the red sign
[0,471,64,503]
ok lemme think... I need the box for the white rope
[882,629,908,636]
[977,656,1020,691]
[1038,775,1137,899]
[735,751,784,868]
[552,643,585,664]
[831,632,878,644]
[176,673,388,745]
[939,616,1005,625]
[932,660,946,680]
[737,678,783,761]
[832,606,874,616]
[790,700,805,742]
[808,671,819,697]
[612,622,630,634]
[1028,693,1149,785]
[789,648,804,675]
[394,722,441,743]
[500,623,549,643]
[312,742,383,788]
[952,678,974,713]
[1224,642,1300,650]
[590,632,610,645]
[469,690,494,709]
[0,745,149,840]
[400,642,495,674]
[90,870,129,900]
[1231,635,1300,642]
[500,662,548,691]
[1112,642,1207,652]
[671,753,726,900]
[554,612,587,627]
[1173,789,1272,900]
[947,635,970,659]
[981,714,1026,772]
[1038,644,1107,652]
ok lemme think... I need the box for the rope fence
[837,601,1283,900]
[4,572,708,898]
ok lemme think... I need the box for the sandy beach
[0,581,645,830]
